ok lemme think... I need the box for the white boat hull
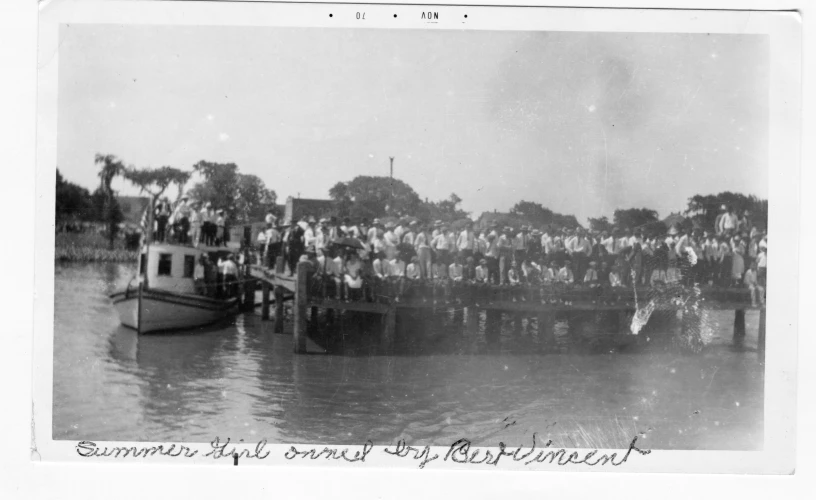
[110,288,239,333]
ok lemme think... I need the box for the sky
[57,25,769,223]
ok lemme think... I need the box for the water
[53,262,764,450]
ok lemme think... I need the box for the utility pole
[389,157,395,210]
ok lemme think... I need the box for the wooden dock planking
[249,262,766,354]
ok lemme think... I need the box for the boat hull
[110,288,239,333]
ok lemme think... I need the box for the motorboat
[110,242,241,333]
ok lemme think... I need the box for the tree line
[56,154,769,249]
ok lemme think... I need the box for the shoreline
[54,232,138,263]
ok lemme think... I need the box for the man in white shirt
[402,221,417,246]
[367,218,380,242]
[457,223,476,261]
[514,226,530,265]
[304,217,317,249]
[394,221,405,242]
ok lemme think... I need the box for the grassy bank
[55,232,138,263]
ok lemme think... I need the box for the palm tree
[95,153,125,249]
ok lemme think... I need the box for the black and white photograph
[28,0,802,476]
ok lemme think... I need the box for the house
[476,211,530,231]
[284,196,334,225]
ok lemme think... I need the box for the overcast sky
[57,25,768,223]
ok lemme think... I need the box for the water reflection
[54,263,763,449]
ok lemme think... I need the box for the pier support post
[261,282,271,320]
[485,309,501,343]
[758,308,766,363]
[273,286,285,333]
[466,306,479,334]
[733,309,746,345]
[537,312,554,343]
[243,278,255,311]
[513,313,524,335]
[382,306,397,352]
[293,261,310,354]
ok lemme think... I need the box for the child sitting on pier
[406,256,421,280]
[743,261,765,307]
[475,259,489,283]
[583,261,600,287]
[344,252,364,301]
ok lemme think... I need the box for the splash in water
[629,249,708,353]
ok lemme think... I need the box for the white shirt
[457,231,475,251]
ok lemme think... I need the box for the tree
[685,192,768,232]
[328,176,423,220]
[188,161,240,223]
[187,161,277,224]
[55,168,93,229]
[612,208,660,231]
[123,165,192,244]
[587,216,613,233]
[235,174,278,223]
[423,193,470,222]
[95,153,126,249]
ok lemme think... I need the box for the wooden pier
[248,258,766,359]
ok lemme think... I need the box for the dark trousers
[175,217,190,244]
[156,215,169,242]
[287,246,303,274]
[265,243,280,268]
[486,256,499,284]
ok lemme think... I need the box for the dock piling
[733,309,746,344]
[293,261,310,354]
[273,286,284,333]
[261,282,271,320]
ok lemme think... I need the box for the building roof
[285,197,334,224]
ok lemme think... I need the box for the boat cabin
[139,243,237,295]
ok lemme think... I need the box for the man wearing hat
[286,218,306,275]
[304,216,317,250]
[367,218,381,242]
[514,225,530,266]
[171,196,192,244]
[432,220,443,238]
[199,202,214,246]
[216,253,239,298]
[528,229,542,263]
[457,221,476,262]
[214,209,226,246]
[714,204,728,236]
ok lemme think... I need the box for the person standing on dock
[264,223,281,268]
[414,225,431,279]
[457,222,475,261]
[286,219,306,275]
[513,226,529,265]
[497,227,514,284]
[431,225,451,277]
[304,216,317,250]
[383,221,399,260]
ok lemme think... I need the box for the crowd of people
[254,204,768,308]
[144,196,229,247]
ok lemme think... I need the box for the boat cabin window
[158,253,173,276]
[183,255,195,278]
